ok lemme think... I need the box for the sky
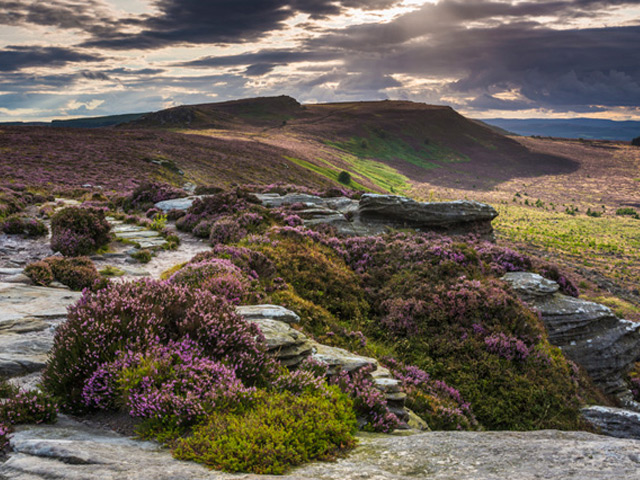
[0,0,639,121]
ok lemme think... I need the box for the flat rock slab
[155,196,204,212]
[0,283,81,324]
[358,194,498,227]
[236,304,301,325]
[4,420,640,480]
[311,342,378,375]
[293,430,640,480]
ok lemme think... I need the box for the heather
[0,378,58,454]
[41,279,361,473]
[123,182,186,212]
[43,280,271,411]
[25,256,105,291]
[50,207,111,256]
[176,217,597,431]
[0,215,48,237]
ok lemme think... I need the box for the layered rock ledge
[502,272,640,401]
[158,193,499,240]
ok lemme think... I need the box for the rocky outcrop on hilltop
[502,272,640,401]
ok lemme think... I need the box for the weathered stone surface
[582,406,640,439]
[358,194,498,237]
[255,193,330,208]
[502,272,640,397]
[1,417,225,480]
[254,193,498,238]
[0,331,52,377]
[292,430,640,479]
[236,304,301,325]
[7,418,639,480]
[0,283,81,324]
[236,306,312,368]
[154,196,203,212]
[311,342,378,375]
[502,271,560,300]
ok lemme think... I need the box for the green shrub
[50,207,111,256]
[25,256,103,291]
[249,233,368,325]
[131,249,153,263]
[632,136,640,147]
[616,207,638,218]
[150,214,167,232]
[24,261,54,286]
[173,388,356,474]
[338,171,352,185]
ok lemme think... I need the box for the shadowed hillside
[129,96,580,191]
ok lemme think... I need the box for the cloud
[80,0,399,50]
[0,46,104,72]
[1,0,639,118]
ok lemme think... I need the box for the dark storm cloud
[81,0,398,50]
[294,0,640,112]
[0,0,121,36]
[177,49,341,68]
[0,46,104,72]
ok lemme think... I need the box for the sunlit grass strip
[284,156,373,193]
[493,204,640,278]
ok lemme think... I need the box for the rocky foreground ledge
[2,418,639,480]
[156,193,499,239]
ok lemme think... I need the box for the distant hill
[480,118,640,141]
[1,113,147,128]
[1,96,587,194]
[126,96,579,190]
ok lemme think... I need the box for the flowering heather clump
[50,206,111,256]
[330,365,399,433]
[537,263,580,297]
[0,389,58,426]
[169,258,251,304]
[1,215,27,234]
[42,280,271,412]
[173,388,356,475]
[0,214,47,237]
[484,333,532,361]
[477,244,532,275]
[384,358,478,431]
[84,339,253,429]
[209,217,247,245]
[194,245,277,280]
[124,182,186,212]
[192,220,213,238]
[176,189,263,234]
[379,297,425,336]
[0,423,9,452]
